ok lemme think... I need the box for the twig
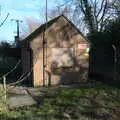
[0,13,10,28]
[0,60,21,80]
[7,70,32,87]
[56,0,72,8]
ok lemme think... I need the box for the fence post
[3,75,7,103]
[112,44,117,81]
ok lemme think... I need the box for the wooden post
[45,70,51,87]
[112,44,117,81]
[3,75,7,102]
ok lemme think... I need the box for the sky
[0,0,63,43]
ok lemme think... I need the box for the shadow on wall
[46,45,89,85]
[60,66,88,85]
[50,61,88,85]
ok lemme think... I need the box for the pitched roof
[22,14,87,42]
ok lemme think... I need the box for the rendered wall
[28,16,89,87]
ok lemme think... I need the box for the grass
[0,83,120,120]
[0,84,7,111]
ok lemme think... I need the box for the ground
[0,82,120,120]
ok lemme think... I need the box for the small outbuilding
[20,15,89,87]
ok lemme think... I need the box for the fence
[0,60,33,111]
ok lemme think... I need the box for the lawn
[0,83,120,120]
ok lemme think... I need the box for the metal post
[43,31,45,87]
[11,19,23,40]
[45,0,48,86]
[43,0,48,87]
[16,20,19,39]
[46,0,48,24]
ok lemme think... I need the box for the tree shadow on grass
[2,83,120,120]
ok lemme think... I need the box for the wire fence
[0,59,34,110]
[0,60,21,80]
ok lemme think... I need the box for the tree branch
[56,0,72,8]
[96,0,105,18]
[0,13,10,28]
[79,0,86,16]
[98,0,108,24]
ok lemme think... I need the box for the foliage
[0,41,22,81]
[88,16,120,45]
[0,41,12,49]
[109,0,120,18]
[103,18,120,45]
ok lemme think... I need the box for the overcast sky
[0,0,63,42]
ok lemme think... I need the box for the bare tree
[57,0,118,35]
[72,0,113,34]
